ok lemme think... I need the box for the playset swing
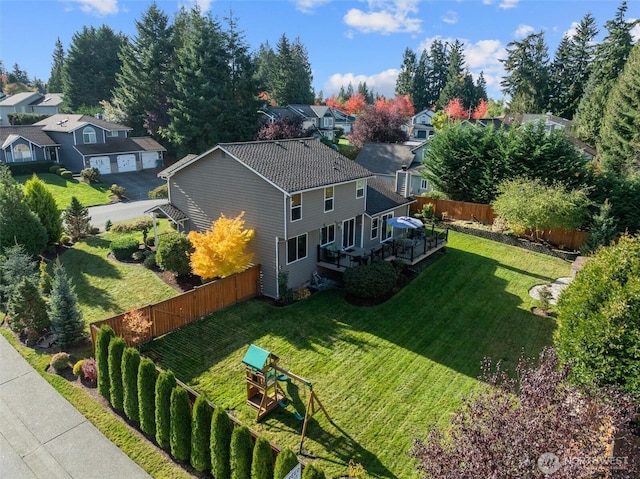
[241,344,332,453]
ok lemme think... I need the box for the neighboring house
[354,142,431,197]
[332,108,356,134]
[6,114,166,173]
[152,138,416,298]
[0,92,64,126]
[407,109,436,139]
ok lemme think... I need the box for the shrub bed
[344,259,398,300]
[110,236,140,261]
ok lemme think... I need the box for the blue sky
[1,0,638,100]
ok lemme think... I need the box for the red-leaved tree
[411,348,639,479]
[343,93,367,115]
[375,94,415,120]
[349,105,407,148]
[472,98,489,119]
[444,98,469,121]
[256,116,312,140]
[325,95,343,110]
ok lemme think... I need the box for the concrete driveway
[100,170,164,201]
[89,199,165,231]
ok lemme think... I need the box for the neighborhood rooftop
[34,114,131,132]
[365,177,415,216]
[356,142,424,176]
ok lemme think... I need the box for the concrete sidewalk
[0,335,151,479]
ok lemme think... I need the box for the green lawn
[60,224,178,325]
[16,173,112,209]
[142,231,571,478]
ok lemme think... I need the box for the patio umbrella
[386,216,424,229]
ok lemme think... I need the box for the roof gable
[35,114,131,133]
[355,143,420,175]
[365,177,414,216]
[0,92,42,107]
[0,125,58,148]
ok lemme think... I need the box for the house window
[323,116,333,128]
[12,144,31,162]
[106,130,118,137]
[287,233,307,264]
[321,224,335,246]
[356,179,365,198]
[381,213,393,242]
[342,217,355,249]
[371,218,379,240]
[291,193,302,221]
[420,179,429,190]
[83,127,97,144]
[324,186,334,212]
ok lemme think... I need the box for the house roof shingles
[75,137,166,156]
[365,177,414,216]
[35,114,131,133]
[355,143,423,176]
[0,125,58,149]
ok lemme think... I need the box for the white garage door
[141,152,159,169]
[89,156,111,174]
[117,154,137,172]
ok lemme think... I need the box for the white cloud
[343,0,422,35]
[67,0,118,15]
[292,0,332,14]
[499,0,519,10]
[631,20,640,43]
[442,11,458,25]
[323,69,399,98]
[514,24,534,38]
[564,21,579,39]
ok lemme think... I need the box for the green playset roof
[242,344,271,370]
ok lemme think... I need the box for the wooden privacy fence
[90,265,261,349]
[411,197,588,251]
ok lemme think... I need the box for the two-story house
[0,114,166,173]
[407,109,436,139]
[0,92,64,126]
[151,138,418,298]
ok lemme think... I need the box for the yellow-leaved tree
[188,212,255,280]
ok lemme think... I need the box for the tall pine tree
[395,47,417,98]
[110,2,174,137]
[47,38,65,93]
[48,258,84,348]
[270,34,314,105]
[501,31,550,113]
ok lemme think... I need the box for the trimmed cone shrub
[170,386,191,462]
[96,325,115,401]
[191,396,212,471]
[138,358,157,437]
[274,449,299,479]
[122,347,141,423]
[155,370,176,449]
[211,406,233,479]
[110,236,140,261]
[231,425,253,479]
[251,437,274,479]
[301,464,325,479]
[108,337,126,411]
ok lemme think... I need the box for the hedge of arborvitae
[122,347,141,423]
[155,369,176,449]
[96,325,115,401]
[191,395,212,472]
[211,405,233,479]
[231,425,254,479]
[274,449,299,479]
[107,337,126,411]
[251,436,274,479]
[301,464,324,479]
[170,386,192,461]
[137,358,157,436]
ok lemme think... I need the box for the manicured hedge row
[5,160,54,175]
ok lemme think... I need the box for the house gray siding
[362,204,411,250]
[47,131,83,171]
[168,150,285,298]
[1,138,48,162]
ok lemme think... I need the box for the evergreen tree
[48,258,84,348]
[190,396,212,472]
[170,386,191,461]
[437,40,467,109]
[425,40,449,109]
[0,166,48,256]
[270,34,314,105]
[251,436,274,479]
[301,464,325,479]
[155,369,177,448]
[39,259,52,295]
[396,47,417,98]
[96,325,115,402]
[122,347,141,423]
[501,31,550,113]
[474,72,488,107]
[63,25,125,111]
[11,63,29,84]
[110,3,174,137]
[62,196,91,242]
[7,278,49,335]
[582,201,618,253]
[357,81,373,104]
[273,449,298,479]
[24,174,62,245]
[254,41,276,96]
[0,243,37,308]
[211,407,233,479]
[548,13,598,119]
[163,7,229,157]
[230,425,253,479]
[411,48,430,111]
[108,336,126,411]
[47,38,65,93]
[599,42,640,178]
[138,357,157,437]
[575,1,636,145]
